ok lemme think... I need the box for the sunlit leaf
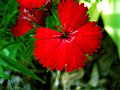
[102,0,120,58]
[87,2,101,21]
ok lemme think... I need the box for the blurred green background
[0,0,120,90]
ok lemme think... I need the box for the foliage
[0,0,120,90]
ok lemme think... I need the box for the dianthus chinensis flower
[17,0,47,9]
[12,0,52,36]
[34,0,102,72]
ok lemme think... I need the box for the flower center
[61,32,69,39]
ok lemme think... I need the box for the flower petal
[34,28,61,70]
[58,0,89,32]
[11,18,33,37]
[74,22,102,55]
[18,0,47,9]
[33,0,102,72]
[51,39,87,72]
[34,28,88,72]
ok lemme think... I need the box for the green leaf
[99,55,114,76]
[46,10,60,29]
[1,0,18,28]
[0,53,45,83]
[46,9,61,32]
[0,1,6,11]
[102,0,120,58]
[0,65,9,79]
[24,39,34,60]
[87,2,101,21]
[89,63,99,87]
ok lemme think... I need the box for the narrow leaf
[89,63,99,87]
[0,53,45,83]
[0,66,9,79]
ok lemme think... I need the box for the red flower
[17,0,47,9]
[12,0,52,37]
[34,0,102,72]
[12,18,33,37]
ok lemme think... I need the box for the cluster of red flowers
[12,0,52,36]
[12,0,102,72]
